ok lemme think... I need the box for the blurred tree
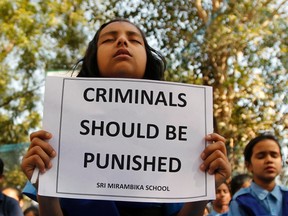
[0,0,102,187]
[97,0,288,173]
[0,0,287,186]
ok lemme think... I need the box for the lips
[264,166,276,172]
[113,49,131,57]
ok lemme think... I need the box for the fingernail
[51,150,56,157]
[201,152,205,159]
[46,132,51,138]
[200,164,205,171]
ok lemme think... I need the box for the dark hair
[0,158,3,176]
[75,18,166,80]
[230,173,252,195]
[217,181,231,193]
[24,206,39,216]
[244,134,281,163]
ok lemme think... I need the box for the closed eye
[102,38,115,43]
[129,38,143,44]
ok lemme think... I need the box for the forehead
[218,183,229,190]
[99,21,143,37]
[253,139,280,153]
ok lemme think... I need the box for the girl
[208,182,231,216]
[21,18,231,216]
[228,134,288,216]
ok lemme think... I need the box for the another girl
[228,134,288,216]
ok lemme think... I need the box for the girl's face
[247,139,282,185]
[97,21,147,79]
[214,183,231,208]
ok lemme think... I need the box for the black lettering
[96,88,107,102]
[143,156,156,171]
[141,90,153,105]
[83,88,94,102]
[96,153,109,169]
[122,122,135,138]
[179,126,187,141]
[155,91,167,106]
[178,93,187,107]
[147,124,159,139]
[106,121,120,137]
[169,92,177,107]
[84,152,95,167]
[132,155,142,171]
[137,123,145,138]
[111,154,125,170]
[166,125,177,140]
[115,88,133,103]
[80,120,90,135]
[169,157,181,172]
[92,120,105,136]
[158,157,167,172]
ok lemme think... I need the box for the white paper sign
[39,77,215,203]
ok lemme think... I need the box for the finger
[26,145,54,170]
[205,133,226,143]
[22,153,48,177]
[200,148,226,172]
[30,130,52,142]
[29,136,56,158]
[201,140,227,160]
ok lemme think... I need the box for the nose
[117,36,128,47]
[265,154,273,163]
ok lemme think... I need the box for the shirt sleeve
[227,199,246,216]
[22,181,38,201]
[6,196,24,216]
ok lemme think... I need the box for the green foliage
[100,0,288,173]
[0,0,95,187]
[0,0,287,185]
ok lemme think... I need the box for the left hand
[200,133,231,188]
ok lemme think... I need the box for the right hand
[21,130,56,181]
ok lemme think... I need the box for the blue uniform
[228,182,288,216]
[0,192,24,216]
[207,209,228,216]
[23,182,183,216]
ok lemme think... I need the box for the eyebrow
[255,150,280,155]
[99,30,143,39]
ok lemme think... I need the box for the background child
[208,182,231,216]
[230,173,252,196]
[228,134,288,216]
[0,158,24,216]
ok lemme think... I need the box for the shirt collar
[250,181,282,201]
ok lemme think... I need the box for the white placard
[38,77,215,203]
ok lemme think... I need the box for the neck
[214,204,229,213]
[253,179,276,191]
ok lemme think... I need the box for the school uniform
[207,209,228,216]
[228,181,288,216]
[0,192,24,216]
[208,209,228,216]
[23,182,183,216]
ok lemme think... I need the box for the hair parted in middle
[75,18,166,80]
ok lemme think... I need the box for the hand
[200,133,231,188]
[21,130,56,181]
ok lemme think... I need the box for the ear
[245,161,253,173]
